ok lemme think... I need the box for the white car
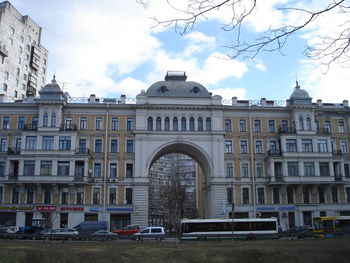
[133,226,165,241]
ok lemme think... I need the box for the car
[91,230,118,241]
[133,226,165,241]
[42,228,79,240]
[113,225,141,235]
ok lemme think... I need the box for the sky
[8,0,350,103]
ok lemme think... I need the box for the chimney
[120,95,126,104]
[343,100,348,107]
[232,97,237,105]
[317,99,323,107]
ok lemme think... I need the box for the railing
[332,150,343,156]
[7,148,21,155]
[316,128,331,134]
[75,148,90,154]
[267,149,282,157]
[23,124,38,131]
[278,127,296,134]
[60,124,77,131]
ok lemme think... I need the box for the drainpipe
[248,102,257,218]
[103,103,110,220]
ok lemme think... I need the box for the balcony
[60,124,77,131]
[268,175,346,184]
[7,148,21,155]
[23,124,38,131]
[267,149,282,157]
[0,43,8,57]
[279,127,296,134]
[75,148,90,155]
[26,85,36,97]
[316,128,331,135]
[332,150,343,156]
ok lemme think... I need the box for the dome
[289,82,312,105]
[37,76,67,101]
[145,71,212,98]
[40,75,63,93]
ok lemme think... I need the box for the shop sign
[0,206,33,211]
[60,207,84,212]
[36,206,57,212]
[256,207,275,211]
[278,206,295,211]
[106,207,133,212]
[89,207,100,212]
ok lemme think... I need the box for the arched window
[299,116,304,130]
[189,117,195,131]
[51,113,56,127]
[181,117,186,131]
[43,113,48,127]
[164,117,170,131]
[206,117,211,131]
[198,117,203,131]
[325,120,331,133]
[306,117,311,130]
[156,117,161,131]
[147,117,153,131]
[173,117,178,131]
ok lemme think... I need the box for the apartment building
[0,71,349,231]
[0,1,48,100]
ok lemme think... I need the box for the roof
[289,82,312,105]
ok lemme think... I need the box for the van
[133,226,165,241]
[73,221,108,235]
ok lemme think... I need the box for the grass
[0,237,349,263]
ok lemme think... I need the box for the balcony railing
[23,124,38,131]
[75,148,90,155]
[7,148,21,155]
[60,124,77,131]
[278,127,296,134]
[332,150,343,156]
[316,128,331,135]
[267,149,282,157]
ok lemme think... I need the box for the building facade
[0,1,48,100]
[0,71,350,231]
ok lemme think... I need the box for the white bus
[180,218,279,240]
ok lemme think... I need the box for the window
[51,113,56,126]
[345,164,350,178]
[242,188,249,204]
[111,117,118,130]
[273,188,280,204]
[317,139,328,152]
[94,163,102,178]
[302,139,313,152]
[44,187,51,204]
[339,120,345,133]
[40,161,52,175]
[57,161,70,176]
[268,120,275,133]
[25,136,37,150]
[226,163,233,178]
[227,188,234,204]
[23,161,35,176]
[346,187,350,203]
[2,116,10,130]
[59,136,71,150]
[332,186,338,203]
[324,120,331,133]
[255,141,263,154]
[3,83,8,92]
[281,120,289,132]
[78,139,87,153]
[26,187,34,204]
[0,138,7,152]
[256,163,264,178]
[225,119,232,131]
[173,117,178,131]
[147,117,153,130]
[4,71,9,80]
[109,188,117,205]
[156,117,161,131]
[42,136,54,150]
[110,163,117,178]
[181,117,186,131]
[240,140,248,154]
[65,117,73,130]
[95,139,102,153]
[127,117,134,130]
[269,140,277,152]
[304,162,315,176]
[80,117,87,130]
[319,162,330,176]
[299,116,304,130]
[225,140,232,154]
[12,186,19,204]
[239,119,246,132]
[110,139,118,153]
[341,141,348,154]
[61,188,69,204]
[126,188,133,204]
[77,188,84,204]
[198,117,203,131]
[164,117,170,131]
[0,186,2,203]
[303,187,310,204]
[287,162,299,176]
[254,120,261,132]
[318,187,325,203]
[0,162,5,176]
[126,163,133,178]
[43,113,48,127]
[241,162,249,178]
[286,139,297,152]
[303,211,312,227]
[189,117,195,131]
[206,118,211,131]
[95,117,103,130]
[18,116,25,130]
[126,140,134,153]
[287,187,294,204]
[306,117,312,130]
[93,188,100,205]
[257,188,265,204]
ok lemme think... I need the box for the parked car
[113,225,140,235]
[133,226,165,241]
[1,226,19,234]
[91,230,118,241]
[42,228,79,240]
